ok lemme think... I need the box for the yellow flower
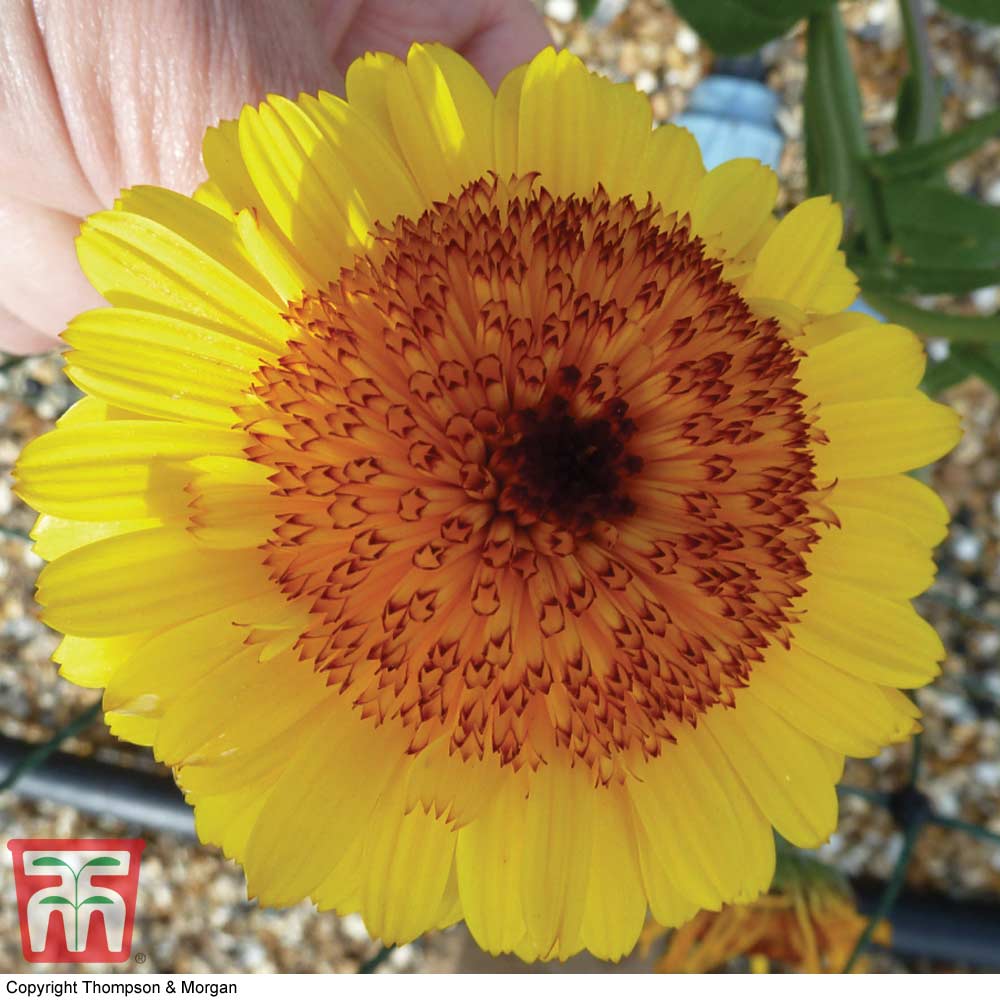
[15,45,958,961]
[649,854,890,973]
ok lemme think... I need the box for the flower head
[15,44,959,961]
[648,853,890,973]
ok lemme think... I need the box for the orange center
[245,174,827,782]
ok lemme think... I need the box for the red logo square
[8,838,145,963]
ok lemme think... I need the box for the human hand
[0,0,550,353]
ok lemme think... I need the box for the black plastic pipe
[2,733,1000,967]
[0,732,195,840]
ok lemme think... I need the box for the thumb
[0,0,340,352]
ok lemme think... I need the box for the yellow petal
[807,508,936,599]
[587,79,653,200]
[244,708,404,907]
[53,632,153,689]
[632,810,699,929]
[456,774,529,955]
[517,48,597,199]
[635,124,705,218]
[77,205,290,351]
[703,693,839,847]
[186,456,279,549]
[628,728,748,910]
[346,44,494,205]
[36,527,271,636]
[31,514,161,562]
[797,323,926,404]
[16,422,246,520]
[494,64,529,180]
[685,722,776,904]
[691,159,778,261]
[742,196,857,313]
[361,777,457,945]
[751,643,920,756]
[580,785,650,961]
[814,394,962,480]
[794,576,944,687]
[519,759,594,956]
[64,308,268,425]
[832,475,950,546]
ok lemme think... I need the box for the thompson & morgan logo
[8,838,145,964]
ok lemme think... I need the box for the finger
[0,303,63,355]
[329,0,551,89]
[458,0,552,88]
[0,0,102,214]
[16,0,344,204]
[0,196,104,352]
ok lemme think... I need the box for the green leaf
[80,856,121,868]
[31,857,73,869]
[894,73,921,146]
[872,109,1000,179]
[805,14,854,203]
[80,895,115,906]
[945,342,1000,394]
[672,0,833,54]
[883,180,1000,268]
[921,356,972,396]
[862,290,1000,344]
[856,259,1000,295]
[38,895,72,905]
[577,0,599,18]
[804,7,887,254]
[939,0,1000,22]
[898,0,941,145]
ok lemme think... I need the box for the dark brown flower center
[490,391,640,533]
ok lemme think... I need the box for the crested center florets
[243,173,827,782]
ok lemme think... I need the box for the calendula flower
[15,44,958,961]
[648,853,890,973]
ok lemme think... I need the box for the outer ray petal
[519,758,594,957]
[742,196,857,313]
[456,776,530,955]
[243,708,405,907]
[831,475,950,546]
[77,204,289,351]
[35,527,272,636]
[793,578,944,687]
[703,693,839,847]
[346,44,494,205]
[814,395,962,479]
[752,644,920,756]
[691,158,778,262]
[807,508,936,599]
[64,308,272,425]
[360,777,457,945]
[579,784,647,961]
[15,422,244,520]
[797,323,925,403]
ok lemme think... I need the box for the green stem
[0,701,102,793]
[930,815,1000,848]
[860,290,1000,342]
[843,819,923,972]
[899,0,940,143]
[838,784,890,806]
[0,526,32,543]
[823,6,887,255]
[909,729,923,784]
[358,944,395,974]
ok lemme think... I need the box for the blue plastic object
[673,76,783,171]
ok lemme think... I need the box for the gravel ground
[2,0,1000,974]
